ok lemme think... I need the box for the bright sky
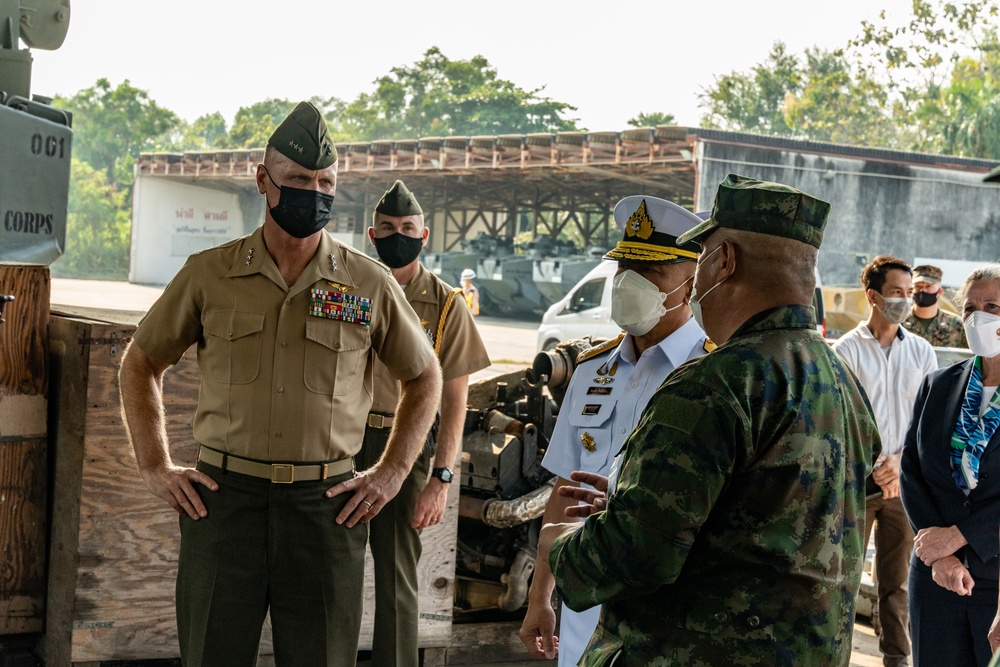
[29,0,918,132]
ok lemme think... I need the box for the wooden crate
[43,307,457,665]
[0,263,49,635]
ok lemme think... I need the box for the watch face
[434,467,453,483]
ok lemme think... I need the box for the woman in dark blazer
[901,264,1000,666]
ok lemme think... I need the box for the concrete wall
[694,141,1000,286]
[130,178,256,286]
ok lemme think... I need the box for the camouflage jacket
[550,305,880,667]
[903,309,968,349]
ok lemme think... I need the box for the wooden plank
[0,263,49,635]
[45,311,454,662]
[42,317,93,666]
[0,263,49,394]
[445,621,533,665]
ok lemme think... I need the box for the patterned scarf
[950,357,1000,491]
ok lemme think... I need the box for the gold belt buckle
[270,463,295,483]
[369,414,385,429]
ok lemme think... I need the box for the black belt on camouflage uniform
[197,445,354,484]
[366,411,395,430]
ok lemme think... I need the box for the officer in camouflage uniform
[903,264,968,348]
[539,174,880,666]
[362,180,490,667]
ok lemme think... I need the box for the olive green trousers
[357,426,432,667]
[176,462,367,667]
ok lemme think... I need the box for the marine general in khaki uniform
[360,180,490,667]
[119,102,443,667]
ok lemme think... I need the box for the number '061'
[31,133,66,158]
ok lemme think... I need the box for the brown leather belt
[197,446,353,484]
[366,412,394,429]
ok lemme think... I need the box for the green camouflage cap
[677,174,830,248]
[267,101,337,169]
[912,264,942,284]
[374,180,423,217]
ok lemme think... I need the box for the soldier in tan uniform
[119,102,442,667]
[904,264,968,348]
[362,180,490,667]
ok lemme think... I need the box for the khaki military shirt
[370,262,490,414]
[904,308,968,348]
[133,227,435,462]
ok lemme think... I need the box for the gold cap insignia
[581,432,597,452]
[625,199,654,240]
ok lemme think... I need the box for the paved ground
[49,278,894,666]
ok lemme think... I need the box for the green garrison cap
[677,174,830,248]
[374,180,423,217]
[267,101,337,170]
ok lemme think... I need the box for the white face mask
[689,246,724,331]
[611,269,689,337]
[964,311,1000,359]
[876,295,912,325]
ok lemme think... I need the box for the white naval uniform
[540,316,708,667]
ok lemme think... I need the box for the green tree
[783,49,896,146]
[909,37,1000,158]
[220,98,296,148]
[333,47,579,140]
[699,42,803,135]
[848,0,998,109]
[51,159,131,279]
[846,0,1000,157]
[172,111,229,151]
[54,78,179,187]
[627,112,676,128]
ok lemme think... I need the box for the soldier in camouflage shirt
[540,174,880,666]
[903,264,968,348]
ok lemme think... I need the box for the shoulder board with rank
[703,338,717,353]
[576,333,626,364]
[309,288,372,326]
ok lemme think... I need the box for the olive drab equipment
[0,0,72,264]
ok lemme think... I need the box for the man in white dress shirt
[833,255,938,667]
[518,196,711,665]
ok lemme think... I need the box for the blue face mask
[264,167,334,238]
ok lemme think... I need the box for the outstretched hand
[559,470,610,518]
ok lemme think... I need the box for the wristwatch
[431,467,453,483]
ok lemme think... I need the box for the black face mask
[372,232,423,268]
[263,167,334,238]
[913,290,939,308]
